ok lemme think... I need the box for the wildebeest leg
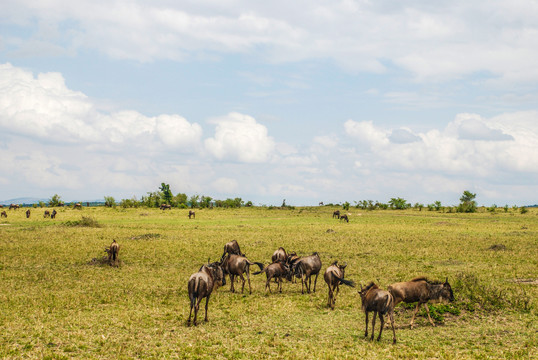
[278,277,282,293]
[364,311,369,338]
[313,273,319,293]
[204,295,210,322]
[388,309,397,344]
[230,274,235,292]
[187,296,195,325]
[377,313,384,341]
[327,286,333,308]
[370,312,377,341]
[410,303,421,328]
[301,276,305,294]
[246,268,252,294]
[423,303,436,326]
[265,275,272,293]
[194,296,203,326]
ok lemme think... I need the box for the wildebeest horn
[208,257,211,264]
[445,277,448,284]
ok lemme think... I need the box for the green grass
[1,206,536,359]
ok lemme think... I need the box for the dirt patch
[510,278,538,285]
[487,244,507,251]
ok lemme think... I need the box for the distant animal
[25,209,31,218]
[253,261,290,293]
[9,204,19,210]
[220,240,244,262]
[340,214,349,223]
[104,240,120,265]
[51,209,57,219]
[292,252,322,294]
[160,204,172,210]
[388,277,455,328]
[332,210,340,219]
[44,210,50,218]
[220,254,264,294]
[358,282,396,344]
[324,261,355,309]
[188,260,226,326]
[188,210,195,219]
[319,202,324,206]
[73,203,82,209]
[1,211,6,218]
[0,204,3,208]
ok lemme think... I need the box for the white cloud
[344,119,389,149]
[205,112,275,163]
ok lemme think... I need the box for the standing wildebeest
[73,203,82,209]
[44,210,50,218]
[271,247,288,263]
[253,261,290,293]
[187,261,226,326]
[292,252,322,294]
[220,254,264,294]
[324,261,355,309]
[9,204,19,210]
[25,209,31,218]
[1,211,6,218]
[388,277,455,328]
[332,210,340,219]
[359,282,397,344]
[105,240,120,266]
[188,210,195,219]
[220,240,244,261]
[51,209,57,219]
[160,204,171,210]
[339,214,349,223]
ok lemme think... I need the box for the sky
[1,0,537,206]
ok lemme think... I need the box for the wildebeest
[160,204,171,210]
[271,247,288,263]
[339,214,349,223]
[324,261,355,309]
[220,240,244,261]
[9,204,19,210]
[332,210,340,219]
[388,277,455,328]
[44,210,50,218]
[358,282,396,344]
[220,254,264,294]
[25,209,31,218]
[188,210,195,219]
[292,252,322,294]
[105,240,120,266]
[51,209,57,219]
[187,261,226,326]
[73,203,82,209]
[253,261,290,293]
[1,211,6,218]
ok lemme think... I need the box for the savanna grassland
[0,206,536,359]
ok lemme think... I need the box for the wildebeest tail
[381,292,395,314]
[334,275,355,287]
[189,277,200,306]
[253,262,264,271]
[253,267,267,276]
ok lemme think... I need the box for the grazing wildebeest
[359,282,397,344]
[292,252,322,294]
[25,209,31,218]
[1,211,6,218]
[73,203,82,209]
[220,240,244,261]
[188,210,195,219]
[0,204,3,208]
[51,209,57,219]
[332,210,340,219]
[253,261,290,293]
[187,261,226,326]
[271,247,288,263]
[339,214,349,223]
[160,204,172,210]
[9,204,19,210]
[44,210,50,218]
[388,277,455,328]
[105,240,120,266]
[324,261,355,309]
[220,254,264,294]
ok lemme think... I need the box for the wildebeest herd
[187,239,455,344]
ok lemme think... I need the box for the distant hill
[0,197,104,206]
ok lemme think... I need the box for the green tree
[389,197,409,210]
[104,196,116,207]
[458,190,477,213]
[174,193,188,208]
[160,183,173,205]
[48,194,62,207]
[342,201,350,211]
[200,196,213,209]
[189,195,200,208]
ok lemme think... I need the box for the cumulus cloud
[389,128,422,144]
[344,120,389,149]
[205,112,275,163]
[448,113,514,141]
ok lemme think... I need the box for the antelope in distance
[105,240,120,266]
[51,209,57,219]
[253,261,290,293]
[73,203,82,209]
[332,210,340,219]
[220,254,264,294]
[292,252,322,294]
[26,209,31,218]
[9,204,20,210]
[324,261,355,309]
[160,204,171,210]
[359,282,396,344]
[187,260,226,326]
[1,211,6,218]
[388,277,455,328]
[44,210,50,218]
[339,214,349,223]
[188,210,195,219]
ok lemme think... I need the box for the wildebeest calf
[324,261,355,309]
[105,240,120,266]
[359,282,396,344]
[253,261,290,293]
[388,277,454,328]
[188,261,226,325]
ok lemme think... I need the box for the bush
[64,216,102,228]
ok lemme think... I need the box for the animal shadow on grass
[87,256,122,267]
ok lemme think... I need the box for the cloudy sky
[1,0,537,206]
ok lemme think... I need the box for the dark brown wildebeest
[271,247,288,263]
[51,209,57,219]
[160,204,172,210]
[220,240,244,261]
[253,261,290,293]
[9,204,19,210]
[324,261,355,309]
[0,204,3,208]
[220,254,264,294]
[340,214,349,223]
[25,209,31,218]
[388,277,455,328]
[1,211,7,218]
[104,240,120,266]
[358,282,397,344]
[73,203,82,209]
[188,210,195,219]
[187,261,226,326]
[44,210,50,218]
[292,252,322,294]
[332,210,340,219]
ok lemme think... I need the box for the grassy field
[0,206,536,359]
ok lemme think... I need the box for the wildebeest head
[207,261,226,287]
[441,278,455,302]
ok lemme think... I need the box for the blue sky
[1,1,537,206]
